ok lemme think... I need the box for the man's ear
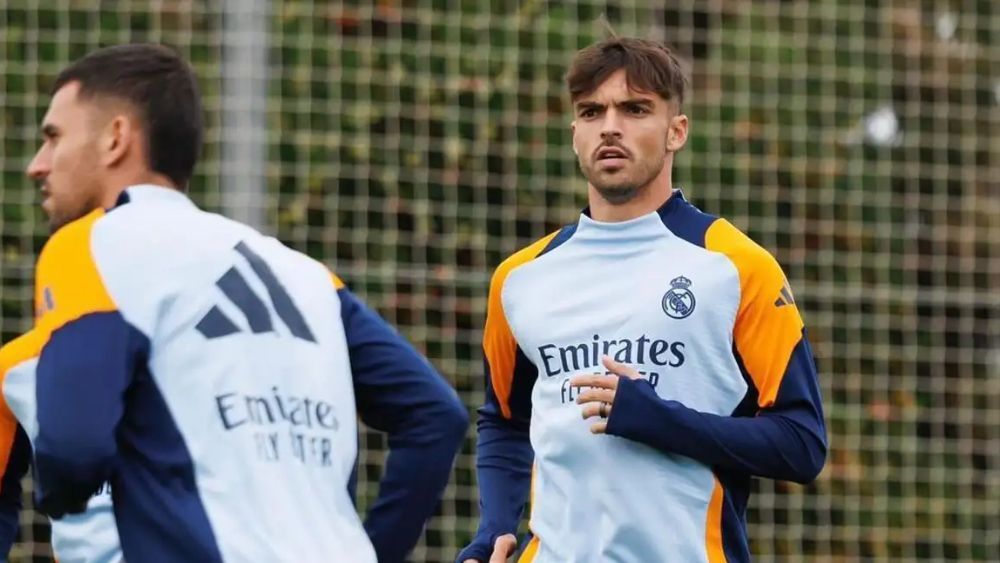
[666,113,689,153]
[101,114,134,168]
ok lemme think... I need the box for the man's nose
[27,149,50,181]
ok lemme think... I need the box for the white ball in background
[864,106,902,147]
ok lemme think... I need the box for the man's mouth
[595,146,629,169]
[596,147,628,160]
[40,186,52,208]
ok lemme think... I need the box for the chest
[504,237,747,415]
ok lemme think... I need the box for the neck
[587,163,673,222]
[99,171,179,209]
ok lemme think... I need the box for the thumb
[602,355,641,379]
[488,534,518,563]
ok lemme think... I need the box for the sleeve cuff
[456,540,493,563]
[606,376,662,440]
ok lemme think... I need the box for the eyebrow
[574,98,656,112]
[617,98,655,110]
[574,101,603,112]
[41,123,60,139]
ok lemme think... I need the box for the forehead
[43,82,90,123]
[574,68,664,105]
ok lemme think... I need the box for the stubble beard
[581,152,665,206]
[45,188,104,234]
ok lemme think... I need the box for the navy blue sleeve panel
[34,312,146,519]
[487,346,536,432]
[0,426,30,554]
[606,334,827,484]
[455,364,534,563]
[338,288,469,563]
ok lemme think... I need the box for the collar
[113,184,194,208]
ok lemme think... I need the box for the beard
[579,150,665,206]
[41,142,106,233]
[48,206,89,234]
[44,188,104,234]
[48,209,86,234]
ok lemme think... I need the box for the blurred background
[0,1,997,561]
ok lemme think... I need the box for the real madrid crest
[662,276,695,319]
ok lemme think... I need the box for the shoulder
[705,219,784,281]
[491,225,575,290]
[705,219,797,315]
[36,209,107,282]
[657,192,781,281]
[35,210,117,331]
[657,193,720,248]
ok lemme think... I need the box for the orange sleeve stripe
[35,209,117,335]
[483,231,560,420]
[527,463,537,532]
[705,477,726,563]
[705,220,804,408]
[0,330,47,490]
[518,535,541,562]
[330,272,346,290]
[0,412,15,492]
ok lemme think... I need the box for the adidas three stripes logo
[196,242,316,342]
[774,282,796,308]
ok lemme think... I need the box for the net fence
[0,1,997,561]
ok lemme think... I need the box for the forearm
[33,451,111,518]
[34,313,136,518]
[338,286,469,561]
[457,413,533,563]
[0,512,16,558]
[607,378,826,483]
[365,410,466,563]
[0,425,29,553]
[0,481,20,553]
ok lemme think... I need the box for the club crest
[662,276,696,319]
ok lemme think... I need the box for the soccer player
[21,44,468,563]
[459,37,827,563]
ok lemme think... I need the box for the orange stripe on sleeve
[705,477,726,563]
[34,209,117,335]
[517,535,541,563]
[483,231,559,420]
[0,411,15,495]
[526,463,538,542]
[330,272,346,290]
[706,219,804,408]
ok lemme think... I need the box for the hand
[569,356,642,434]
[463,533,517,563]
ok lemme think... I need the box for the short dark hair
[52,43,203,190]
[566,37,687,106]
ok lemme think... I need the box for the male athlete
[11,43,468,563]
[459,37,827,563]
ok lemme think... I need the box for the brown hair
[566,37,687,105]
[52,44,203,190]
